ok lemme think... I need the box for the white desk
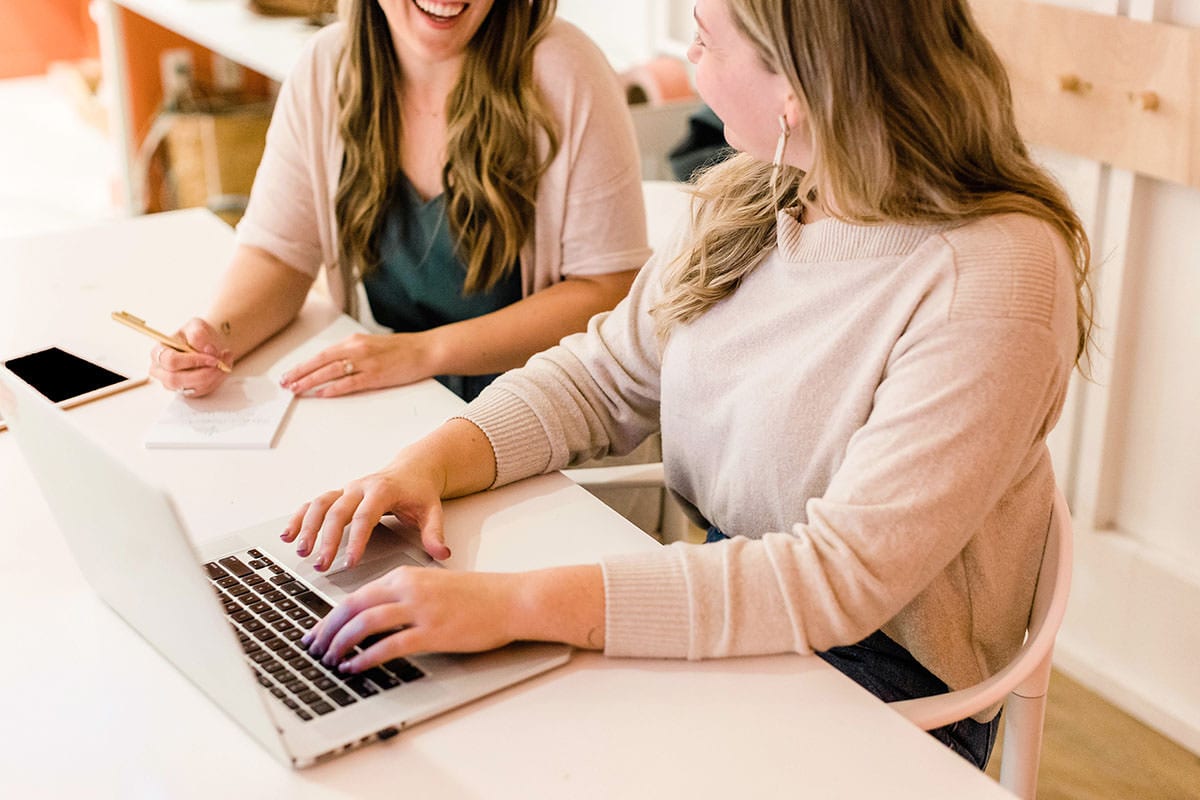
[0,210,1014,798]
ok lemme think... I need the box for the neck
[391,42,465,111]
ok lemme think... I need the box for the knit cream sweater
[465,208,1077,701]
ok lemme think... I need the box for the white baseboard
[1053,527,1200,757]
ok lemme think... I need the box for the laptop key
[248,548,264,558]
[327,688,357,707]
[295,709,313,721]
[295,592,332,616]
[343,676,380,698]
[275,597,296,610]
[270,573,296,586]
[205,562,229,580]
[385,660,426,682]
[218,556,253,577]
[281,582,307,598]
[362,668,402,690]
[311,701,335,716]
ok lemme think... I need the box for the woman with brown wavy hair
[149,0,648,402]
[287,0,1092,770]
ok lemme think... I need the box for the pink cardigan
[237,19,651,316]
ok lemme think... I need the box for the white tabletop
[0,210,1013,798]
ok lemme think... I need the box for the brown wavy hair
[334,0,560,294]
[653,0,1094,369]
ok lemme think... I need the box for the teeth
[414,0,466,18]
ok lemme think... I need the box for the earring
[770,114,791,194]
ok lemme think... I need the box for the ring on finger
[155,347,166,368]
[342,359,355,376]
[177,387,196,397]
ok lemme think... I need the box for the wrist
[409,327,449,377]
[513,566,606,650]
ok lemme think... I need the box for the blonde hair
[653,0,1094,368]
[334,0,559,294]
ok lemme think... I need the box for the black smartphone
[1,347,145,430]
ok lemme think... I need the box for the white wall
[564,0,1200,756]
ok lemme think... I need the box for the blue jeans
[704,526,999,769]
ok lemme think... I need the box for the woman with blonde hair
[287,0,1092,769]
[150,0,648,402]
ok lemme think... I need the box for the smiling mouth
[412,0,467,21]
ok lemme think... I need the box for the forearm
[510,565,606,650]
[393,417,500,498]
[423,271,637,376]
[203,245,314,360]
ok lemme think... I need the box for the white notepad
[144,376,294,449]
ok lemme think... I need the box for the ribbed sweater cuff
[602,549,693,659]
[460,390,552,489]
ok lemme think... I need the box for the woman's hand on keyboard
[301,564,606,670]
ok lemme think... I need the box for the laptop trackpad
[322,521,436,590]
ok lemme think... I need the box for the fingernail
[297,546,309,557]
[335,556,351,572]
[338,661,355,673]
[300,633,312,645]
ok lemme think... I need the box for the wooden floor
[985,670,1200,799]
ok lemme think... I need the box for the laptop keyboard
[206,547,425,722]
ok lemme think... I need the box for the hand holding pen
[112,311,233,397]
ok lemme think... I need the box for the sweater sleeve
[603,220,1077,659]
[463,216,690,485]
[533,22,652,278]
[235,26,338,278]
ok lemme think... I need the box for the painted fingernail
[300,633,312,645]
[297,545,309,557]
[338,661,355,673]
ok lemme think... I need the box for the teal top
[363,173,522,402]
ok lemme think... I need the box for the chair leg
[999,692,1048,799]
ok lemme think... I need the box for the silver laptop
[0,366,571,768]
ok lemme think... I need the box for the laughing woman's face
[378,0,496,66]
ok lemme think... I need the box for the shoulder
[532,18,621,99]
[288,21,346,86]
[932,213,1070,328]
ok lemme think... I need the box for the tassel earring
[770,114,791,195]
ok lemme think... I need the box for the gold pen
[111,311,232,373]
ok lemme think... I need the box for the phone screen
[4,347,131,403]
